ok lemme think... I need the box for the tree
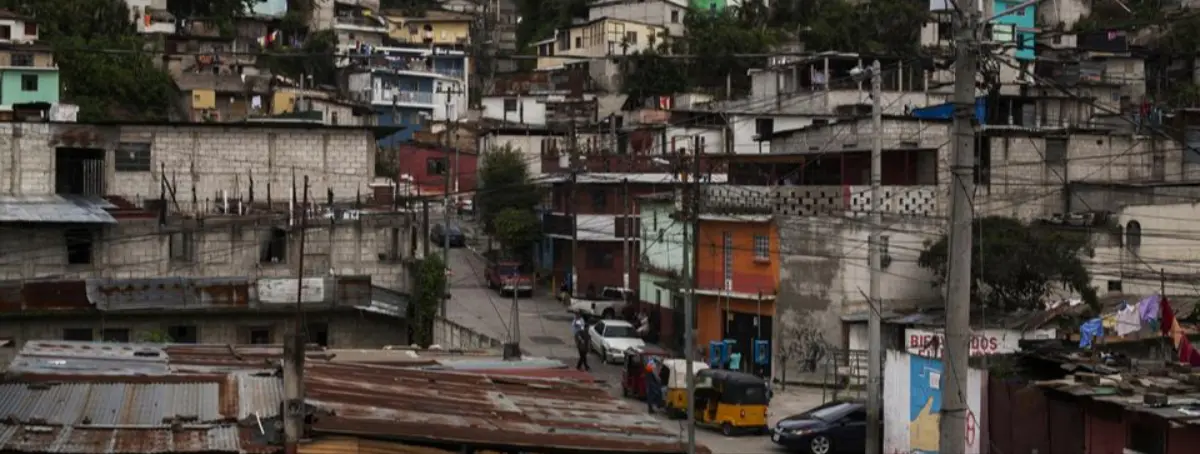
[493,207,541,260]
[917,216,1100,313]
[0,0,178,121]
[477,145,541,232]
[261,29,339,87]
[411,255,447,347]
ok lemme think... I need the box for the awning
[0,195,117,224]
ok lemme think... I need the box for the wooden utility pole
[568,120,580,298]
[283,175,310,454]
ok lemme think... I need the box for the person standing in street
[574,326,591,371]
[572,313,586,336]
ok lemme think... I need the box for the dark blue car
[770,401,867,454]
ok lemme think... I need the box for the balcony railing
[373,90,434,105]
[334,15,387,30]
[704,185,940,217]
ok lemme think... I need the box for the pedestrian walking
[574,328,591,371]
[645,358,659,412]
[572,313,586,336]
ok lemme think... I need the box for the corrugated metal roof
[0,195,117,224]
[7,342,171,376]
[304,362,707,454]
[0,382,223,425]
[86,278,251,311]
[0,424,244,453]
[235,372,284,419]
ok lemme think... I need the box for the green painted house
[690,0,732,13]
[637,192,690,351]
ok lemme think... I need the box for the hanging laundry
[1080,318,1104,348]
[1161,296,1200,366]
[1115,302,1142,337]
[1102,313,1117,330]
[1139,294,1162,323]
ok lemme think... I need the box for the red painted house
[394,142,478,197]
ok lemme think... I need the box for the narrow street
[430,217,830,454]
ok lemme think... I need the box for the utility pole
[568,120,580,298]
[941,3,979,452]
[866,59,884,454]
[439,83,462,319]
[622,177,631,290]
[683,137,701,454]
[422,199,430,258]
[283,175,310,454]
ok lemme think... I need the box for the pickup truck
[486,260,534,296]
[568,286,634,320]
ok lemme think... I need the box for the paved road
[432,220,828,454]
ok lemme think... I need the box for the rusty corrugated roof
[303,362,707,454]
[0,424,246,453]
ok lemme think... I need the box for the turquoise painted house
[992,0,1036,61]
[637,193,690,351]
[0,15,60,107]
[690,0,732,13]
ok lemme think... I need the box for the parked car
[430,223,465,247]
[486,260,534,296]
[770,400,868,454]
[568,286,634,320]
[588,320,645,363]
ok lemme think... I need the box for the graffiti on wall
[883,350,984,454]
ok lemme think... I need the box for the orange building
[693,214,777,374]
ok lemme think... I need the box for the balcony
[704,185,941,217]
[140,20,176,35]
[360,89,435,107]
[333,15,388,33]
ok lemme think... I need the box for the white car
[588,320,645,363]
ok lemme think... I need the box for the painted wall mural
[883,350,986,454]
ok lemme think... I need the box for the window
[590,189,607,210]
[671,10,680,23]
[652,211,658,231]
[65,229,93,265]
[574,36,582,48]
[102,328,130,342]
[625,31,637,45]
[586,247,614,268]
[1126,220,1142,252]
[722,232,732,290]
[307,322,330,346]
[1045,137,1067,163]
[63,328,93,341]
[753,235,769,261]
[1108,280,1123,292]
[23,22,35,36]
[169,231,195,262]
[331,111,339,125]
[10,53,32,66]
[992,24,1015,43]
[115,142,152,172]
[167,325,199,343]
[0,26,11,40]
[655,289,661,306]
[20,74,36,91]
[247,327,273,345]
[427,157,447,175]
[261,228,288,263]
[503,98,518,112]
[754,118,774,138]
